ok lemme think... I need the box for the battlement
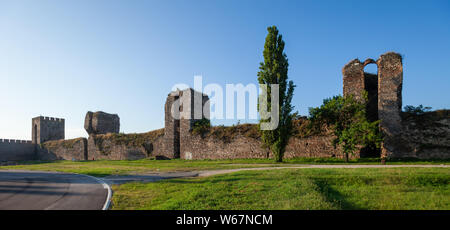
[36,116,65,122]
[0,139,33,144]
[0,138,35,162]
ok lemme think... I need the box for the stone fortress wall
[0,139,35,162]
[37,138,88,161]
[1,51,449,162]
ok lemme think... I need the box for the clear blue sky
[1,0,449,140]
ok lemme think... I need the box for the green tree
[257,26,296,162]
[403,104,432,115]
[309,93,382,162]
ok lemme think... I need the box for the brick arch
[363,58,377,67]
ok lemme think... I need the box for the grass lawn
[111,168,450,210]
[0,157,448,177]
[0,159,276,177]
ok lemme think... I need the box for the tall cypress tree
[258,26,296,162]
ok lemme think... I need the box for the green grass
[111,168,450,210]
[281,157,450,164]
[0,159,275,177]
[1,157,448,177]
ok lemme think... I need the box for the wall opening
[361,63,381,158]
[174,96,181,158]
[363,63,379,122]
[364,62,378,74]
[33,124,37,144]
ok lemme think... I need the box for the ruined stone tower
[342,52,403,158]
[342,58,379,122]
[84,111,120,135]
[377,52,403,158]
[164,88,210,158]
[343,59,366,102]
[32,116,65,144]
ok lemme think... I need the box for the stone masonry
[37,138,88,161]
[377,52,403,158]
[0,139,35,162]
[343,59,366,102]
[342,58,379,122]
[32,116,65,144]
[164,88,210,158]
[84,111,120,135]
[85,111,121,160]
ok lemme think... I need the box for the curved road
[0,170,109,210]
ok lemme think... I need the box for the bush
[308,93,382,162]
[192,118,211,137]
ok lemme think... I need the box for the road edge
[77,174,113,210]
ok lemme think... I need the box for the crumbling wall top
[342,59,365,100]
[377,52,403,76]
[84,111,120,135]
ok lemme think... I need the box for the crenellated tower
[32,116,65,144]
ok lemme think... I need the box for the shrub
[192,118,211,137]
[308,93,382,162]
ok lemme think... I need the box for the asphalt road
[0,170,109,210]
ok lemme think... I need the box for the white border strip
[79,174,113,210]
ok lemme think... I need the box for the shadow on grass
[147,173,279,186]
[312,179,361,210]
[387,158,450,164]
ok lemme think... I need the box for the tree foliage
[308,93,382,162]
[257,26,296,162]
[403,104,432,115]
